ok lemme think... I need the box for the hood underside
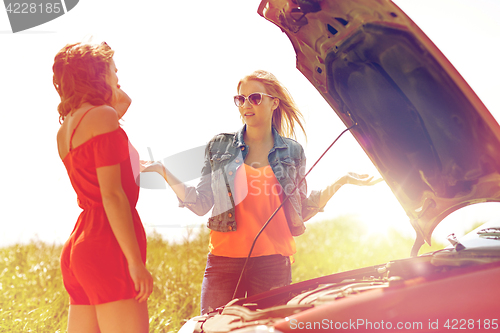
[258,0,500,244]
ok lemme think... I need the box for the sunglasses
[234,92,276,107]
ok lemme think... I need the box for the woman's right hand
[140,160,165,176]
[128,262,153,303]
[140,160,187,201]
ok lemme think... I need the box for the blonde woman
[143,70,377,314]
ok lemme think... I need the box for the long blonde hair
[237,70,306,140]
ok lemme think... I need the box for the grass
[293,216,444,282]
[0,217,444,332]
[0,242,67,332]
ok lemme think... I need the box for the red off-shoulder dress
[59,107,146,305]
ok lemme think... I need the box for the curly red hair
[53,42,115,123]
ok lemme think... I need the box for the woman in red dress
[54,42,153,333]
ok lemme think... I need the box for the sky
[1,0,500,250]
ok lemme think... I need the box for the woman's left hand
[319,172,384,208]
[343,172,383,186]
[128,262,154,303]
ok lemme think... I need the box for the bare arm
[141,141,216,216]
[110,87,132,118]
[140,161,187,201]
[95,108,153,303]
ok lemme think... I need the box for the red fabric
[60,127,147,305]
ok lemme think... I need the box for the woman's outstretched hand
[140,160,165,175]
[318,172,383,208]
[139,160,187,202]
[128,262,153,303]
[343,172,383,186]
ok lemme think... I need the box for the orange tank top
[209,163,296,258]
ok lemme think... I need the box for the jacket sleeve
[177,141,215,216]
[298,146,325,222]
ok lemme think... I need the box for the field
[0,217,445,332]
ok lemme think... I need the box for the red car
[179,0,500,332]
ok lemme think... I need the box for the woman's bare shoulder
[84,105,120,136]
[57,104,120,158]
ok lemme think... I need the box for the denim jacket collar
[233,125,288,150]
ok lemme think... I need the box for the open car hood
[258,0,500,247]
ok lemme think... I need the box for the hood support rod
[231,124,357,301]
[410,232,425,257]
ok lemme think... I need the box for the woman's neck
[244,124,273,145]
[242,125,275,168]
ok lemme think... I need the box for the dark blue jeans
[200,253,292,315]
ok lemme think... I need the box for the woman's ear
[273,98,280,111]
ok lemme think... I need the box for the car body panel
[257,0,500,245]
[183,244,500,332]
[274,262,500,332]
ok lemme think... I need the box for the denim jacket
[178,125,323,236]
